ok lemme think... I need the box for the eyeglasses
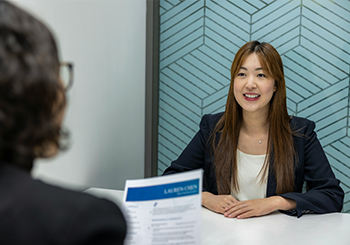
[59,62,74,91]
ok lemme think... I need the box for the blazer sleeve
[280,119,344,218]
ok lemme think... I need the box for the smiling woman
[163,40,344,219]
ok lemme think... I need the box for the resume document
[123,170,202,245]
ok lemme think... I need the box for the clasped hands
[202,192,296,219]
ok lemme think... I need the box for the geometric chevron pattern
[158,0,350,213]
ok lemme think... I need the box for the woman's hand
[202,192,238,214]
[224,196,296,219]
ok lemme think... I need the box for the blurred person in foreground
[0,1,126,244]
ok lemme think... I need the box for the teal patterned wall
[158,0,350,213]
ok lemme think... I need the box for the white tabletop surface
[85,188,350,245]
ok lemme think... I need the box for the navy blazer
[163,112,344,218]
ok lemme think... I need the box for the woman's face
[233,53,276,117]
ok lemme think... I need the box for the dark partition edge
[145,0,160,177]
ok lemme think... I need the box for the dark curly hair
[0,1,66,170]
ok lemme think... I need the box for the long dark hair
[212,41,296,195]
[0,1,66,169]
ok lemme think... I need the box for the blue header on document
[126,179,200,202]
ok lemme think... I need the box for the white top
[231,149,268,201]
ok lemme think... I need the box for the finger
[220,203,231,211]
[224,202,240,212]
[223,196,236,206]
[220,201,231,209]
[237,211,255,219]
[227,196,238,203]
[224,205,234,212]
[224,199,240,211]
[217,203,229,214]
[229,201,247,210]
[225,203,251,218]
[228,208,250,218]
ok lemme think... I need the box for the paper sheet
[123,170,202,245]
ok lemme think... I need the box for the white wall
[12,0,146,190]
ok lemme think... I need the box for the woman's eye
[237,73,245,77]
[257,73,266,78]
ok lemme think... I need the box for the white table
[86,188,350,245]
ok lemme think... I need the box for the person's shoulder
[202,112,224,126]
[1,164,118,210]
[0,164,126,244]
[199,112,224,135]
[33,181,127,243]
[31,178,123,218]
[290,116,314,129]
[289,116,316,136]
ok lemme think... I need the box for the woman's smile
[243,93,260,101]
